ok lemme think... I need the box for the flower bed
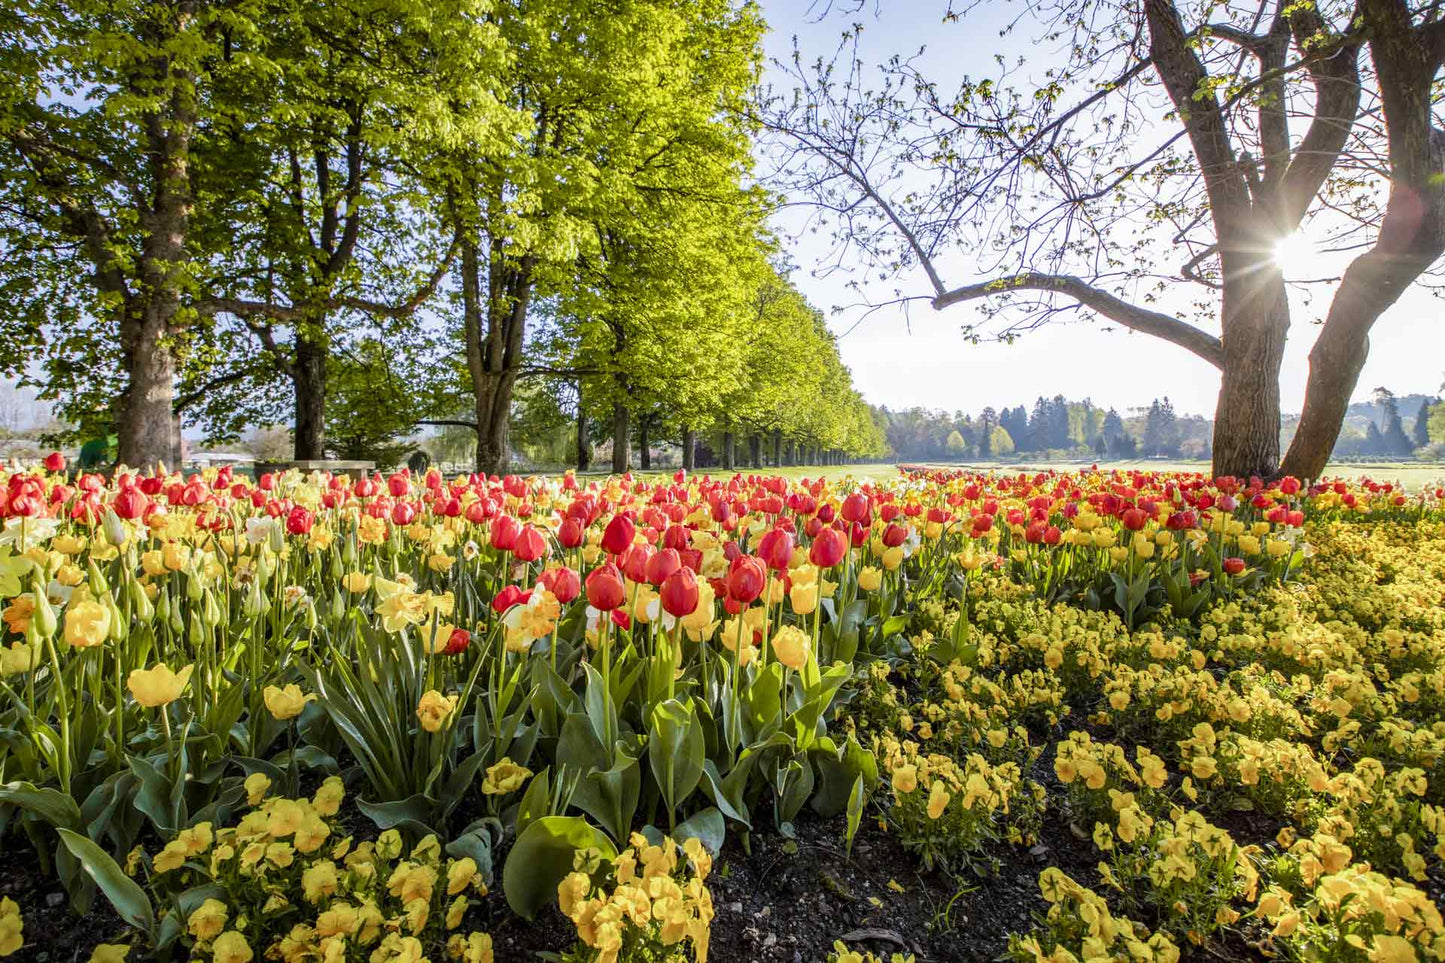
[1,460,1443,962]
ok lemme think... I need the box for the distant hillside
[1343,394,1437,431]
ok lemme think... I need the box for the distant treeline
[874,396,1211,462]
[878,388,1445,463]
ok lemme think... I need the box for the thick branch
[932,274,1225,368]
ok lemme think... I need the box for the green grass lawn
[654,460,1445,488]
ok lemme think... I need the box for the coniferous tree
[1410,399,1432,450]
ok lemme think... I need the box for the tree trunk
[1211,240,1290,479]
[1279,13,1445,480]
[749,435,761,469]
[117,305,180,470]
[293,329,328,460]
[772,430,783,468]
[473,371,514,476]
[722,430,735,471]
[576,384,591,472]
[682,426,696,471]
[612,402,630,473]
[638,416,651,470]
[462,238,534,477]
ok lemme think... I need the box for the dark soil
[0,842,130,963]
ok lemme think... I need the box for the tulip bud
[202,589,222,627]
[267,522,285,555]
[342,535,358,568]
[186,569,204,602]
[106,593,128,643]
[168,592,185,635]
[243,578,267,618]
[102,508,129,547]
[330,586,345,622]
[88,558,109,596]
[30,581,58,641]
[130,580,155,624]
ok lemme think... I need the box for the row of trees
[764,0,1445,480]
[879,396,1213,462]
[0,0,883,474]
[1330,389,1437,457]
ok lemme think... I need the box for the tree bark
[1280,1,1445,480]
[638,415,651,470]
[612,402,630,473]
[1210,257,1289,479]
[576,384,591,472]
[462,238,534,476]
[722,430,735,471]
[117,304,181,470]
[292,328,328,459]
[748,435,761,469]
[772,430,782,468]
[681,426,696,471]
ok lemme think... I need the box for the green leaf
[844,774,866,856]
[646,698,705,824]
[0,781,83,831]
[57,828,154,937]
[503,816,617,920]
[515,766,553,840]
[673,806,724,855]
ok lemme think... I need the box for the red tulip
[539,567,582,604]
[490,514,520,551]
[808,527,847,568]
[601,514,635,555]
[617,543,651,584]
[491,585,530,614]
[513,524,548,562]
[585,563,626,611]
[387,473,410,498]
[841,492,871,524]
[558,516,585,548]
[390,501,416,526]
[1222,557,1246,576]
[1121,508,1148,531]
[113,487,147,520]
[660,567,700,618]
[646,548,682,586]
[757,528,795,572]
[881,523,908,548]
[443,628,472,655]
[43,452,65,473]
[725,555,766,604]
[286,506,314,536]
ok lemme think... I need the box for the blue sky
[757,0,1444,417]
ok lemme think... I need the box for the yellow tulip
[127,663,194,708]
[64,599,111,649]
[262,684,315,721]
[771,625,810,669]
[416,690,458,733]
[856,566,882,591]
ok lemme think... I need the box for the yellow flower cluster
[556,835,714,963]
[1007,868,1180,963]
[141,778,491,963]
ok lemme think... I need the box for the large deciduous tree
[763,0,1445,480]
[441,0,765,475]
[0,0,255,468]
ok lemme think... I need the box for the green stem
[42,633,72,794]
